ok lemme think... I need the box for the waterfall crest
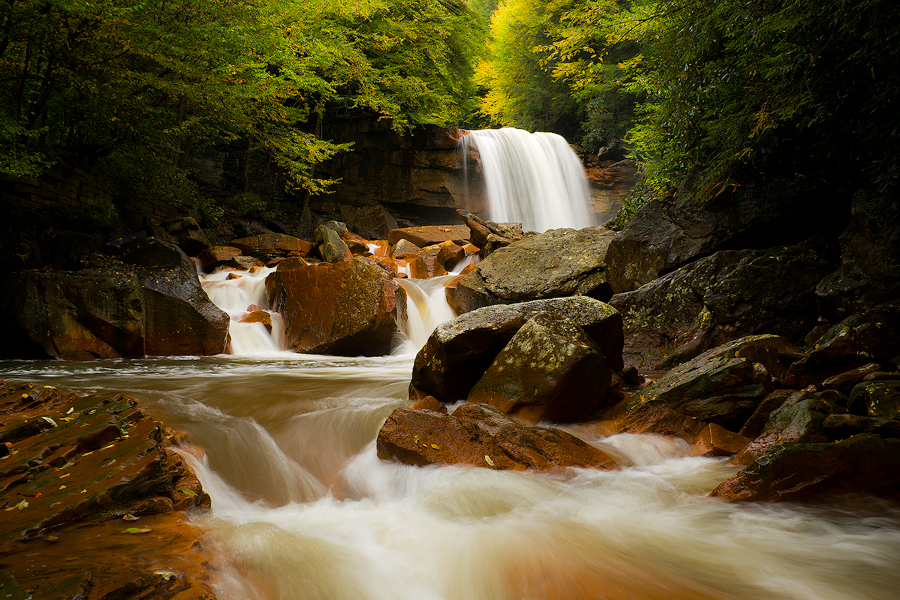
[461,127,596,233]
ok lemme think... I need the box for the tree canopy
[0,0,485,202]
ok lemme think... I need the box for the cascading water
[199,266,286,355]
[460,127,597,232]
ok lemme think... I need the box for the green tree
[621,0,900,205]
[0,0,485,204]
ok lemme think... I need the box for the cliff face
[314,116,477,227]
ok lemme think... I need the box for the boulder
[314,224,352,263]
[447,226,616,314]
[410,245,449,279]
[710,434,900,503]
[611,336,782,438]
[376,403,617,471]
[161,216,210,256]
[733,392,836,466]
[609,243,833,370]
[693,423,753,457]
[0,271,123,360]
[410,297,623,403]
[389,238,423,258]
[387,225,470,248]
[816,191,900,320]
[197,245,243,272]
[738,389,794,438]
[783,303,900,388]
[456,209,525,250]
[848,380,900,420]
[265,256,405,356]
[822,414,900,440]
[230,233,313,264]
[119,239,229,356]
[337,204,399,239]
[467,312,612,424]
[605,181,849,294]
[240,309,273,333]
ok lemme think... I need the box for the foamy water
[460,128,597,232]
[2,356,899,600]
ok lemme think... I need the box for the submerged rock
[467,312,612,424]
[410,296,623,404]
[266,256,405,356]
[376,403,617,471]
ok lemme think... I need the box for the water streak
[461,127,596,232]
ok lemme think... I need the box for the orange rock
[377,403,617,471]
[266,256,405,356]
[692,423,752,457]
[240,309,273,333]
[387,225,470,247]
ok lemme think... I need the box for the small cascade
[461,127,596,233]
[199,266,285,355]
[394,253,479,352]
[396,275,457,352]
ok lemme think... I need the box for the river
[1,350,899,600]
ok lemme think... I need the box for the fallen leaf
[484,455,495,467]
[155,571,177,581]
[121,527,152,534]
[430,444,440,449]
[122,513,140,521]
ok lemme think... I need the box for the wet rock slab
[0,380,212,598]
[377,404,617,471]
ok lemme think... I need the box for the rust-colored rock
[197,245,243,272]
[376,403,617,471]
[387,225,470,248]
[0,380,213,599]
[240,309,273,333]
[692,423,752,457]
[266,256,405,356]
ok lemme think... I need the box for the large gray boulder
[609,242,833,369]
[467,312,612,424]
[447,226,616,314]
[610,335,784,438]
[605,182,848,294]
[120,238,229,356]
[410,296,623,403]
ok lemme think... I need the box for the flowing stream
[460,128,597,232]
[1,268,900,599]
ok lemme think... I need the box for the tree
[0,0,485,205]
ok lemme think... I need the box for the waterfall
[395,275,457,353]
[460,127,596,233]
[199,266,286,355]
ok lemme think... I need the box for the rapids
[460,128,597,233]
[2,269,898,599]
[2,356,900,600]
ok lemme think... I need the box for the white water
[202,257,468,358]
[200,266,286,354]
[461,127,596,233]
[2,357,900,600]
